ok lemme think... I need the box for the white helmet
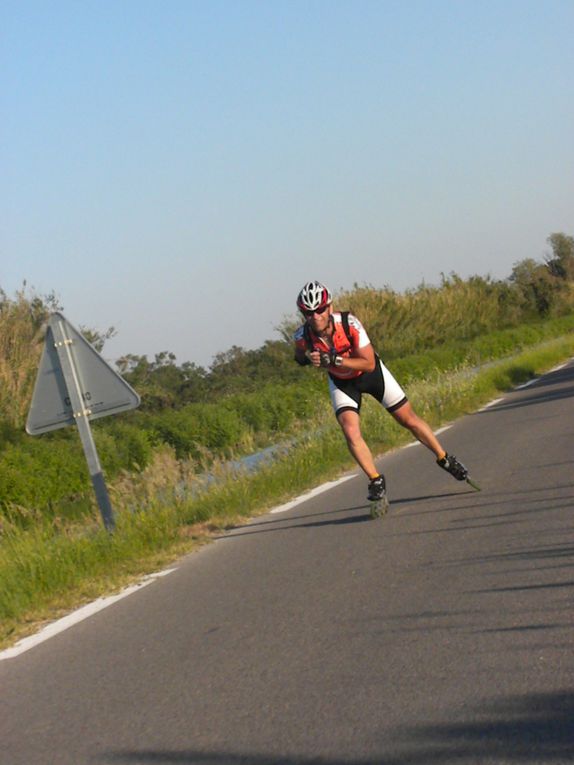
[296,281,332,312]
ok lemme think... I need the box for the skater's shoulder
[347,313,365,331]
[332,311,370,345]
[332,311,363,327]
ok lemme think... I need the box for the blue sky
[2,0,573,368]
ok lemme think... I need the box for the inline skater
[293,280,471,506]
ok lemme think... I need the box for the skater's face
[302,304,332,333]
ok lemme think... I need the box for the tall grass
[337,276,526,357]
[0,288,49,429]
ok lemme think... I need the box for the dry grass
[109,445,198,513]
[0,288,51,428]
[334,276,532,357]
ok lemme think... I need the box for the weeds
[0,287,52,428]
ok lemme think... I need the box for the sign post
[26,313,141,532]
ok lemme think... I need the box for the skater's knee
[341,423,362,447]
[394,410,415,429]
[337,413,363,446]
[403,413,422,431]
[392,402,421,430]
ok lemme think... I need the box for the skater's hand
[308,350,326,368]
[309,350,342,368]
[307,350,320,367]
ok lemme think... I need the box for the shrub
[195,404,245,452]
[94,422,153,472]
[141,409,201,459]
[0,437,89,516]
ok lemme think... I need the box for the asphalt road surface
[2,361,574,765]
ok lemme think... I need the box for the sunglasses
[301,305,330,318]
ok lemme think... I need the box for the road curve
[1,361,574,765]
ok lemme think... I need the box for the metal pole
[50,316,115,533]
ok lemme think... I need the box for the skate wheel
[369,497,389,519]
[466,477,482,492]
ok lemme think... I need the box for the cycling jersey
[293,312,370,380]
[294,311,408,416]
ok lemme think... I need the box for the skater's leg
[336,410,379,478]
[337,410,387,502]
[390,401,446,459]
[389,400,475,486]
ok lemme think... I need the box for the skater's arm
[294,347,312,366]
[337,342,376,373]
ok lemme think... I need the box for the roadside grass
[1,334,574,649]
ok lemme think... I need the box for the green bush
[0,420,24,453]
[0,437,89,513]
[196,404,245,452]
[141,408,201,459]
[138,381,323,459]
[222,393,274,433]
[0,422,156,526]
[95,422,153,472]
[140,404,247,459]
[222,383,319,434]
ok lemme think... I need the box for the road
[1,361,574,764]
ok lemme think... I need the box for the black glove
[320,349,343,368]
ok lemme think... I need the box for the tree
[80,325,117,353]
[116,352,209,409]
[510,258,559,316]
[545,233,574,281]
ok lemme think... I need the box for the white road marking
[478,397,504,411]
[548,361,570,372]
[0,569,177,661]
[269,474,357,514]
[515,378,539,390]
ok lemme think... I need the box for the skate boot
[437,453,481,491]
[367,474,389,518]
[437,453,468,481]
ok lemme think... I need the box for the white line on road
[0,569,177,661]
[515,378,539,390]
[478,397,504,411]
[548,360,570,372]
[269,474,357,514]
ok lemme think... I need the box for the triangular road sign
[26,312,140,435]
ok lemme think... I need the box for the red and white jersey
[293,312,371,379]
